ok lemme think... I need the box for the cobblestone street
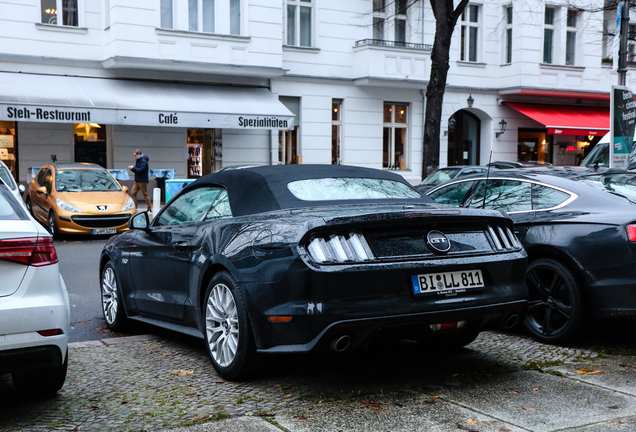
[0,329,607,432]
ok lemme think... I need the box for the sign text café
[1,105,293,130]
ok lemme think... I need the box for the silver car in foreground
[0,182,70,395]
[0,160,25,207]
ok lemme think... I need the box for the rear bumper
[0,267,70,372]
[244,251,528,352]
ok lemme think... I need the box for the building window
[332,100,342,165]
[160,0,173,29]
[41,0,79,26]
[383,104,408,170]
[505,6,513,64]
[460,5,480,62]
[230,0,240,35]
[287,0,313,47]
[629,23,636,62]
[189,0,214,33]
[566,9,577,65]
[373,0,385,40]
[395,0,407,44]
[543,6,555,64]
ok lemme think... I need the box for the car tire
[203,271,258,381]
[523,258,585,345]
[101,262,128,331]
[12,350,68,396]
[48,211,60,239]
[25,197,33,216]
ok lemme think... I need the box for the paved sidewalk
[4,328,632,432]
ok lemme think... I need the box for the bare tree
[422,0,470,178]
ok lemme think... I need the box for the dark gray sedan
[427,167,636,344]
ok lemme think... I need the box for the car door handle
[173,241,189,251]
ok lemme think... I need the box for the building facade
[0,0,627,188]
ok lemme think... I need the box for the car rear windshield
[0,186,27,220]
[287,178,422,201]
[0,166,15,190]
[578,174,636,201]
[56,169,121,192]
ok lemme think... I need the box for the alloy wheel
[48,213,57,236]
[524,261,576,341]
[101,266,119,326]
[205,283,239,367]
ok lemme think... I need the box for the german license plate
[91,228,117,235]
[411,269,484,296]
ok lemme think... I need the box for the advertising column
[610,86,636,169]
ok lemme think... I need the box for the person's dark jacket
[131,155,150,183]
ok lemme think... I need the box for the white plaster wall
[17,122,73,183]
[271,79,425,184]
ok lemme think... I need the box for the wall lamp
[467,94,474,108]
[495,119,507,138]
[444,116,456,136]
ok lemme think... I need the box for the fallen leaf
[608,405,620,409]
[467,419,478,424]
[274,384,281,387]
[361,401,388,412]
[171,369,194,376]
[215,380,226,384]
[121,401,128,405]
[162,352,172,356]
[424,400,436,404]
[430,396,439,400]
[500,428,512,432]
[522,407,540,411]
[89,406,99,411]
[619,364,633,368]
[573,368,603,375]
[285,394,292,398]
[294,416,308,420]
[533,387,542,391]
[192,415,206,421]
[509,391,521,395]
[608,419,624,424]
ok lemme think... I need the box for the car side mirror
[36,186,47,195]
[121,185,129,193]
[129,211,149,230]
[18,184,25,194]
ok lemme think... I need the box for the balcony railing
[354,39,433,50]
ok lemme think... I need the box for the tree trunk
[422,0,469,179]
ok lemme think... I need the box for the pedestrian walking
[128,149,151,211]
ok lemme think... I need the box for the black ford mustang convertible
[100,165,527,380]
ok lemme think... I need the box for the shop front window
[518,129,550,164]
[383,103,408,170]
[188,129,216,177]
[41,0,79,26]
[74,123,106,168]
[0,122,17,182]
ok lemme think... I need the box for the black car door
[128,186,223,320]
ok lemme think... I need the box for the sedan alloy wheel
[523,258,584,344]
[101,263,127,331]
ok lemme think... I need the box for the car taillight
[628,225,636,242]
[307,233,374,263]
[0,237,58,266]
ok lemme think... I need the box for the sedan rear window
[0,186,27,220]
[56,169,121,192]
[287,178,421,201]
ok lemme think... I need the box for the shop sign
[610,86,636,169]
[0,104,117,124]
[548,128,608,136]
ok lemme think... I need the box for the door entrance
[447,110,481,166]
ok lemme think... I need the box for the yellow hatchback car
[26,163,136,237]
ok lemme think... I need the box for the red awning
[505,102,609,136]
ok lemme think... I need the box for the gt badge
[426,230,451,254]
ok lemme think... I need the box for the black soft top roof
[185,164,431,217]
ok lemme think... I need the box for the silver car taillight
[307,233,374,263]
